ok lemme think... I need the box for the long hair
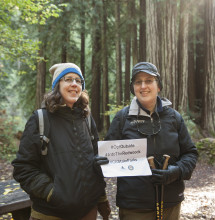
[43,82,90,117]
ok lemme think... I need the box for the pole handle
[162,154,170,170]
[147,156,156,169]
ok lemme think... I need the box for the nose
[70,80,78,86]
[141,81,147,88]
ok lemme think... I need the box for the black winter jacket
[12,106,106,220]
[105,97,198,210]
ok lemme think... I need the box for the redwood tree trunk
[155,0,178,108]
[201,0,215,133]
[80,0,85,78]
[91,0,102,131]
[146,0,159,66]
[124,0,131,103]
[36,47,46,109]
[195,0,205,108]
[188,2,196,112]
[131,1,138,66]
[36,26,46,109]
[115,0,122,105]
[139,0,146,62]
[102,0,110,132]
[177,0,189,112]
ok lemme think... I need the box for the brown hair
[43,83,90,117]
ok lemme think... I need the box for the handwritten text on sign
[98,139,151,177]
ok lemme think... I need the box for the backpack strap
[85,114,101,155]
[37,109,50,155]
[119,106,129,137]
[85,114,94,141]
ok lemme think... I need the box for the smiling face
[133,72,160,112]
[59,73,82,108]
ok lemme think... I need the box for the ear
[158,78,163,91]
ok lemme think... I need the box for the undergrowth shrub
[179,109,202,141]
[0,110,20,161]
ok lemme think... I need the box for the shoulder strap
[37,109,50,155]
[37,109,44,138]
[85,114,94,141]
[87,115,91,132]
[85,114,98,155]
[119,106,129,135]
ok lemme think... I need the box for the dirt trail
[100,161,215,220]
[0,160,214,220]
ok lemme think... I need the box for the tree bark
[188,1,196,112]
[177,0,189,112]
[91,0,102,131]
[155,0,178,109]
[195,0,205,108]
[115,0,122,105]
[139,0,146,62]
[146,0,159,66]
[101,0,110,132]
[124,0,131,104]
[201,0,215,133]
[80,0,85,78]
[36,46,46,109]
[36,26,46,109]
[131,1,138,66]
[61,16,69,62]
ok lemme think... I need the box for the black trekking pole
[148,156,160,220]
[160,154,170,220]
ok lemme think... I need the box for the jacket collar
[129,96,172,116]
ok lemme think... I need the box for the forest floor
[0,159,215,220]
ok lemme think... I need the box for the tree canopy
[0,0,215,136]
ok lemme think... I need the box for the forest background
[0,0,215,162]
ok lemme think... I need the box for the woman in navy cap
[105,62,198,220]
[12,63,110,220]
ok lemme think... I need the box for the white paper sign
[98,139,152,177]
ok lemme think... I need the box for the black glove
[98,200,111,220]
[94,155,109,166]
[93,155,109,177]
[151,165,181,185]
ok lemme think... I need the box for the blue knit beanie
[49,63,85,90]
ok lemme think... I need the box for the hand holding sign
[98,139,151,177]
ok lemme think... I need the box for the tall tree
[115,0,123,105]
[80,0,86,77]
[177,0,189,111]
[146,0,159,66]
[188,1,197,112]
[131,1,138,66]
[201,0,215,133]
[61,4,70,63]
[36,41,46,109]
[124,0,132,103]
[101,0,110,132]
[195,0,205,109]
[91,0,102,130]
[139,0,146,62]
[156,0,178,108]
[36,21,48,108]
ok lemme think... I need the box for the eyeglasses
[133,79,157,86]
[61,76,84,86]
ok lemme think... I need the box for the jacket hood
[129,96,172,116]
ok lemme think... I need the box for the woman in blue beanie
[12,63,110,220]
